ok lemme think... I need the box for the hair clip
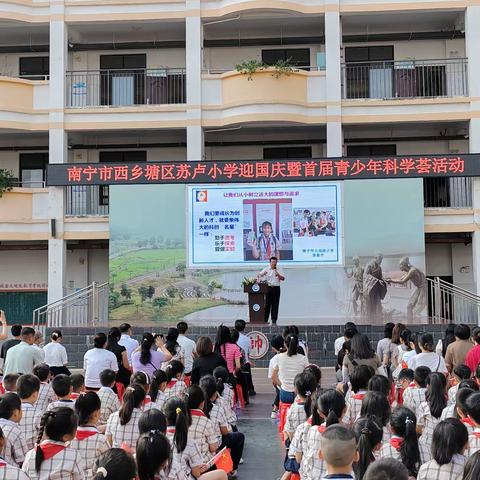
[126,386,135,392]
[361,427,371,435]
[405,416,414,425]
[96,467,108,478]
[176,407,182,415]
[305,390,311,397]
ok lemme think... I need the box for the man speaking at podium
[257,256,285,324]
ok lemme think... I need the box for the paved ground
[234,367,337,479]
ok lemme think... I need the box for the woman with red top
[214,326,241,378]
[465,327,480,374]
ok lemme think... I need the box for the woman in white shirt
[43,329,70,376]
[408,333,448,374]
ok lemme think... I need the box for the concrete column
[466,6,480,297]
[186,2,204,160]
[325,4,343,157]
[48,9,68,303]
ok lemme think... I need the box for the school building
[0,0,479,323]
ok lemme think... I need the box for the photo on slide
[243,199,293,262]
[293,208,336,238]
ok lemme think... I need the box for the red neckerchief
[402,361,408,369]
[0,458,6,468]
[75,426,99,440]
[462,417,476,427]
[166,427,176,434]
[0,384,5,395]
[408,382,416,388]
[71,393,80,400]
[144,395,152,405]
[167,379,178,389]
[352,393,366,401]
[390,437,404,451]
[36,442,66,460]
[190,409,206,417]
[473,428,480,438]
[307,417,312,425]
[317,425,326,434]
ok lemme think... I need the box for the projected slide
[188,182,342,267]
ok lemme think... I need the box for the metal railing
[424,177,472,208]
[342,58,468,100]
[202,65,324,74]
[66,68,186,107]
[66,185,109,216]
[427,277,480,324]
[10,180,46,188]
[32,282,109,329]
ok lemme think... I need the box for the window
[263,146,312,159]
[19,57,49,80]
[262,49,310,69]
[98,150,147,205]
[19,153,48,187]
[346,145,396,157]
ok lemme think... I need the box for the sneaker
[228,469,238,479]
[239,458,244,464]
[271,410,277,419]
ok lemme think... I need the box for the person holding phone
[257,256,285,324]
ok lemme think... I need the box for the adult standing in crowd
[176,321,197,379]
[118,322,139,365]
[107,327,131,387]
[3,327,44,375]
[0,315,20,366]
[445,323,473,372]
[235,319,256,396]
[342,333,381,383]
[272,334,308,403]
[214,325,242,378]
[83,332,118,390]
[334,322,357,356]
[436,322,455,357]
[43,329,70,376]
[191,336,227,385]
[163,327,185,366]
[257,256,285,324]
[408,333,448,373]
[131,332,172,377]
[377,322,394,368]
[466,327,480,374]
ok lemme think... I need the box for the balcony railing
[65,68,186,108]
[424,177,472,208]
[66,185,109,216]
[341,58,468,100]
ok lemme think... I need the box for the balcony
[424,177,472,209]
[66,186,109,216]
[65,68,186,108]
[341,59,468,100]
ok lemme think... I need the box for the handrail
[66,67,185,74]
[202,65,324,74]
[343,58,468,66]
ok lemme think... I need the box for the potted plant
[235,59,265,80]
[0,169,14,197]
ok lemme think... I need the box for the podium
[243,283,268,324]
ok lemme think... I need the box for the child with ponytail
[93,448,136,480]
[417,372,448,446]
[106,383,145,448]
[164,360,187,400]
[378,406,431,477]
[360,391,392,443]
[212,367,236,428]
[69,392,109,478]
[343,365,374,425]
[22,407,84,479]
[148,370,168,411]
[164,397,227,480]
[303,389,346,480]
[0,426,30,479]
[353,415,383,480]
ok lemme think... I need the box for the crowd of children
[272,322,480,480]
[0,328,247,480]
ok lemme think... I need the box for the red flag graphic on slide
[196,190,208,202]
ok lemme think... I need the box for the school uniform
[379,435,431,465]
[164,379,187,400]
[155,456,189,480]
[106,408,144,449]
[466,427,480,456]
[284,401,307,435]
[188,409,218,463]
[417,401,442,447]
[143,393,166,412]
[288,419,312,479]
[47,399,75,411]
[402,386,426,414]
[343,390,367,425]
[69,426,110,478]
[303,424,327,480]
[97,386,120,425]
[19,402,40,451]
[216,394,237,428]
[459,417,475,435]
[209,403,231,444]
[0,457,30,480]
[447,384,459,406]
[36,383,56,413]
[166,427,204,480]
[0,418,28,467]
[417,453,466,480]
[22,440,85,479]
[222,384,234,409]
[440,404,456,420]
